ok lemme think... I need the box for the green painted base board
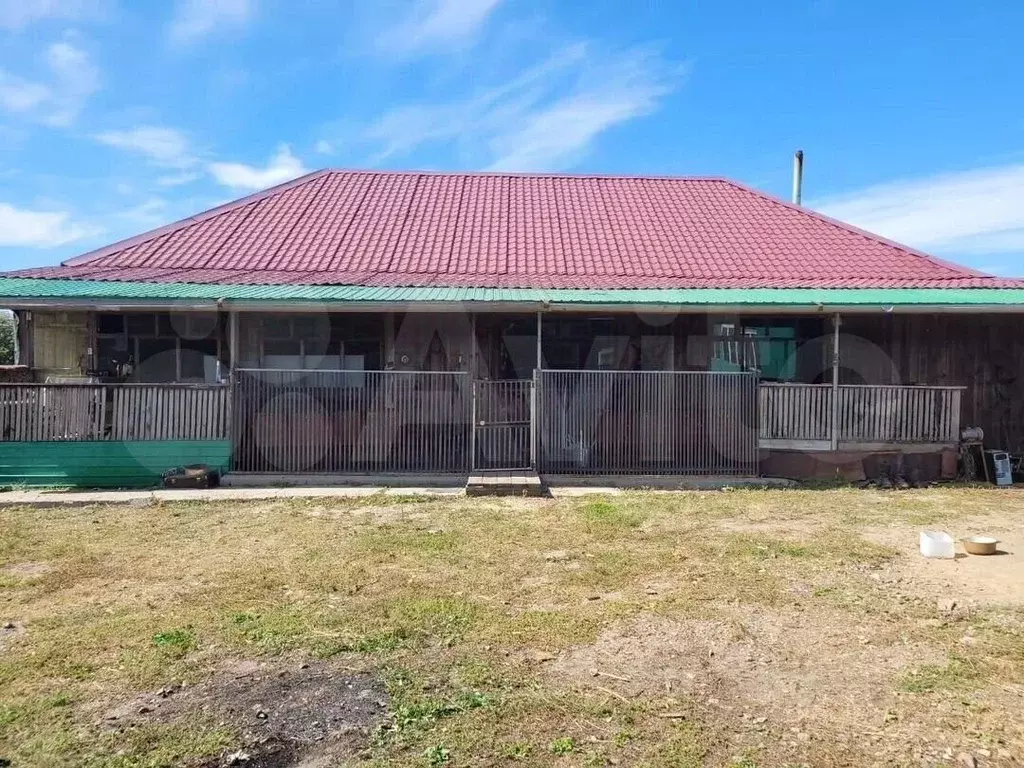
[0,440,231,488]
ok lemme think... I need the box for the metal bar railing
[537,370,758,475]
[231,369,471,474]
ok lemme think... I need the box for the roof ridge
[717,177,992,279]
[323,167,735,183]
[62,169,333,267]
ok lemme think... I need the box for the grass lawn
[1,488,1023,767]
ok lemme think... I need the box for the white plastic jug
[920,531,955,559]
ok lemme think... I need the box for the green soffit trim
[2,277,1024,306]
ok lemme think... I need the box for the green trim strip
[0,440,232,488]
[2,277,1024,306]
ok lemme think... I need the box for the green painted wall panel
[0,440,231,488]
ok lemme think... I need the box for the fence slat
[760,383,964,446]
[0,384,229,443]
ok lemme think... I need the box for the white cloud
[169,0,254,44]
[0,73,51,113]
[115,197,172,229]
[814,164,1024,257]
[0,0,106,30]
[94,125,196,169]
[208,144,308,191]
[314,139,335,155]
[0,41,100,126]
[378,0,503,55]
[360,43,678,171]
[0,202,98,247]
[156,171,202,187]
[43,41,100,126]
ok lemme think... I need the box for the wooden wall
[839,314,1024,449]
[31,311,91,380]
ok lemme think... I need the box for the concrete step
[466,471,546,497]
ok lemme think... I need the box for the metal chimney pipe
[792,149,804,205]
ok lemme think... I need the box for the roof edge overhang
[2,278,1024,314]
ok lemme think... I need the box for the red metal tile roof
[9,170,1021,289]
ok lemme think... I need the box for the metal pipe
[792,149,804,205]
[228,311,239,378]
[536,310,543,370]
[830,313,841,450]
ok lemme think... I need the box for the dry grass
[1,488,1023,766]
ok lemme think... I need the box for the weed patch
[898,656,983,693]
[152,628,196,658]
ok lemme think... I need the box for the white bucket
[920,531,955,559]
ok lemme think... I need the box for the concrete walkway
[0,475,795,508]
[0,486,463,508]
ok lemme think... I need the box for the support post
[830,313,841,451]
[228,310,239,381]
[469,313,477,471]
[383,312,396,368]
[529,368,537,470]
[468,313,477,377]
[536,310,543,370]
[533,310,543,470]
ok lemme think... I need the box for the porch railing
[537,370,758,475]
[759,383,964,447]
[0,383,230,442]
[111,385,230,440]
[231,369,470,473]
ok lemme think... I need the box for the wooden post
[830,313,841,451]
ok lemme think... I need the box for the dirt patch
[549,606,944,732]
[99,659,387,767]
[1,561,52,579]
[713,517,825,537]
[0,620,24,649]
[298,504,434,525]
[864,516,1024,607]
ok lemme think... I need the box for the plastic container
[986,451,1013,486]
[920,531,955,559]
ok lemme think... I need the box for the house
[2,169,1023,487]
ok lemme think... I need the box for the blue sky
[1,0,1023,275]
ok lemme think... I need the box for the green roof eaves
[2,278,1024,307]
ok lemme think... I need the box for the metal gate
[537,370,758,475]
[472,379,534,470]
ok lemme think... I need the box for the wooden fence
[759,383,964,447]
[0,384,230,442]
